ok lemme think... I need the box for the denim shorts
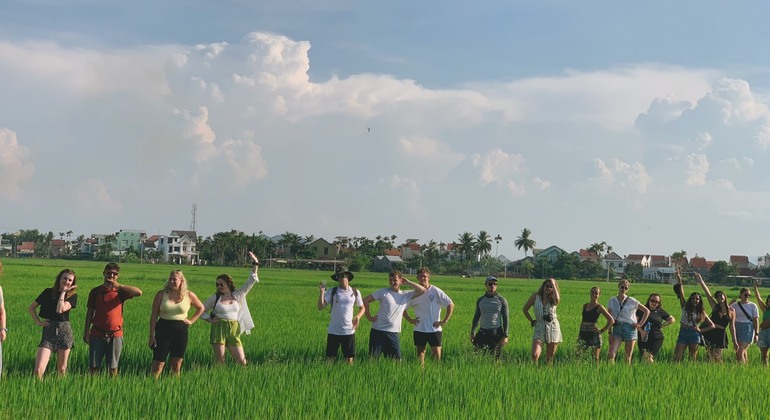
[758,329,770,348]
[677,328,701,345]
[612,322,638,341]
[736,322,755,344]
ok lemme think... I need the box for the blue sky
[2,1,770,262]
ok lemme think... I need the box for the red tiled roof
[384,248,402,257]
[626,254,646,261]
[18,241,35,251]
[579,249,597,257]
[730,255,749,263]
[690,257,708,269]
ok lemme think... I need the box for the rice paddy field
[0,258,768,418]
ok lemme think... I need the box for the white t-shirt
[325,286,363,335]
[406,285,453,333]
[731,301,759,323]
[608,295,640,325]
[371,288,416,333]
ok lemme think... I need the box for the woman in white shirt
[730,287,759,364]
[607,280,649,365]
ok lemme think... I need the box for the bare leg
[760,347,769,366]
[673,343,686,362]
[531,340,543,364]
[687,343,699,361]
[33,347,52,379]
[545,343,559,364]
[623,340,636,365]
[211,344,226,364]
[415,345,427,366]
[607,335,622,363]
[56,349,71,375]
[150,361,165,378]
[227,346,247,365]
[168,357,183,376]
[430,346,442,361]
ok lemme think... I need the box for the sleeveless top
[710,306,730,329]
[582,304,600,323]
[159,292,190,321]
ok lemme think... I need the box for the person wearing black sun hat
[318,266,365,364]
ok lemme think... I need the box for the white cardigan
[202,272,258,335]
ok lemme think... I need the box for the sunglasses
[216,282,227,287]
[486,282,497,286]
[649,299,660,303]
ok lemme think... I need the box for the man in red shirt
[83,262,142,376]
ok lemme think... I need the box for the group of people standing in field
[0,253,262,379]
[318,266,770,366]
[3,255,770,378]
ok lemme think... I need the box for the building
[307,237,339,260]
[157,230,199,264]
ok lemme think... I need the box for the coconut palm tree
[514,228,536,258]
[456,232,476,265]
[475,231,492,256]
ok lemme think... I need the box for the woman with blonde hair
[523,278,562,364]
[28,269,78,378]
[148,270,204,378]
[202,251,260,365]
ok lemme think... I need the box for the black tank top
[710,307,730,328]
[582,304,600,323]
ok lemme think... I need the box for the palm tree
[671,250,688,271]
[457,232,476,264]
[514,228,536,258]
[475,231,492,257]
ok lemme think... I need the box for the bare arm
[636,303,651,327]
[403,309,418,325]
[28,301,47,327]
[317,284,328,310]
[436,302,455,328]
[698,312,715,332]
[695,273,717,308]
[754,281,767,312]
[676,272,686,308]
[148,291,163,348]
[56,286,76,314]
[352,304,365,330]
[522,294,536,326]
[362,294,377,322]
[186,292,205,325]
[118,283,142,299]
[597,304,614,333]
[83,306,94,343]
[401,277,426,298]
[729,308,737,349]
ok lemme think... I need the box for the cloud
[685,154,709,186]
[397,136,465,181]
[75,179,123,213]
[533,177,551,190]
[0,128,34,200]
[592,158,652,193]
[471,148,526,188]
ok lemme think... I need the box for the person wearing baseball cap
[470,276,509,359]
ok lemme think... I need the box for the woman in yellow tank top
[148,270,204,378]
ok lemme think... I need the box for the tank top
[710,307,730,328]
[159,292,190,321]
[582,304,600,323]
[214,299,241,320]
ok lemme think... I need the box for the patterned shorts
[39,320,75,351]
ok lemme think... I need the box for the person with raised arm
[403,267,454,366]
[362,270,426,360]
[607,280,649,365]
[470,276,509,359]
[730,286,759,364]
[753,280,770,366]
[202,251,260,365]
[84,262,142,376]
[695,273,735,362]
[637,293,674,363]
[318,266,364,364]
[148,270,204,378]
[523,278,562,365]
[28,269,78,378]
[672,272,714,362]
[576,287,613,363]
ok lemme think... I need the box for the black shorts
[414,331,442,348]
[638,336,664,357]
[326,334,355,358]
[369,328,401,359]
[152,319,189,362]
[473,327,504,357]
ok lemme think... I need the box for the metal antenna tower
[190,203,198,231]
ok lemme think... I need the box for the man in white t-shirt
[363,270,426,360]
[318,266,365,364]
[403,267,454,365]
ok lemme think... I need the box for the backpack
[329,286,358,312]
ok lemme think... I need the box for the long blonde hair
[164,270,189,298]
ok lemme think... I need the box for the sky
[2,1,770,262]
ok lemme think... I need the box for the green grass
[0,258,769,418]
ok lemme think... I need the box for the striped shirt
[471,293,509,337]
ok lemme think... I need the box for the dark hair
[645,293,662,310]
[51,269,77,300]
[103,262,120,273]
[216,274,235,294]
[714,290,728,316]
[685,292,705,316]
